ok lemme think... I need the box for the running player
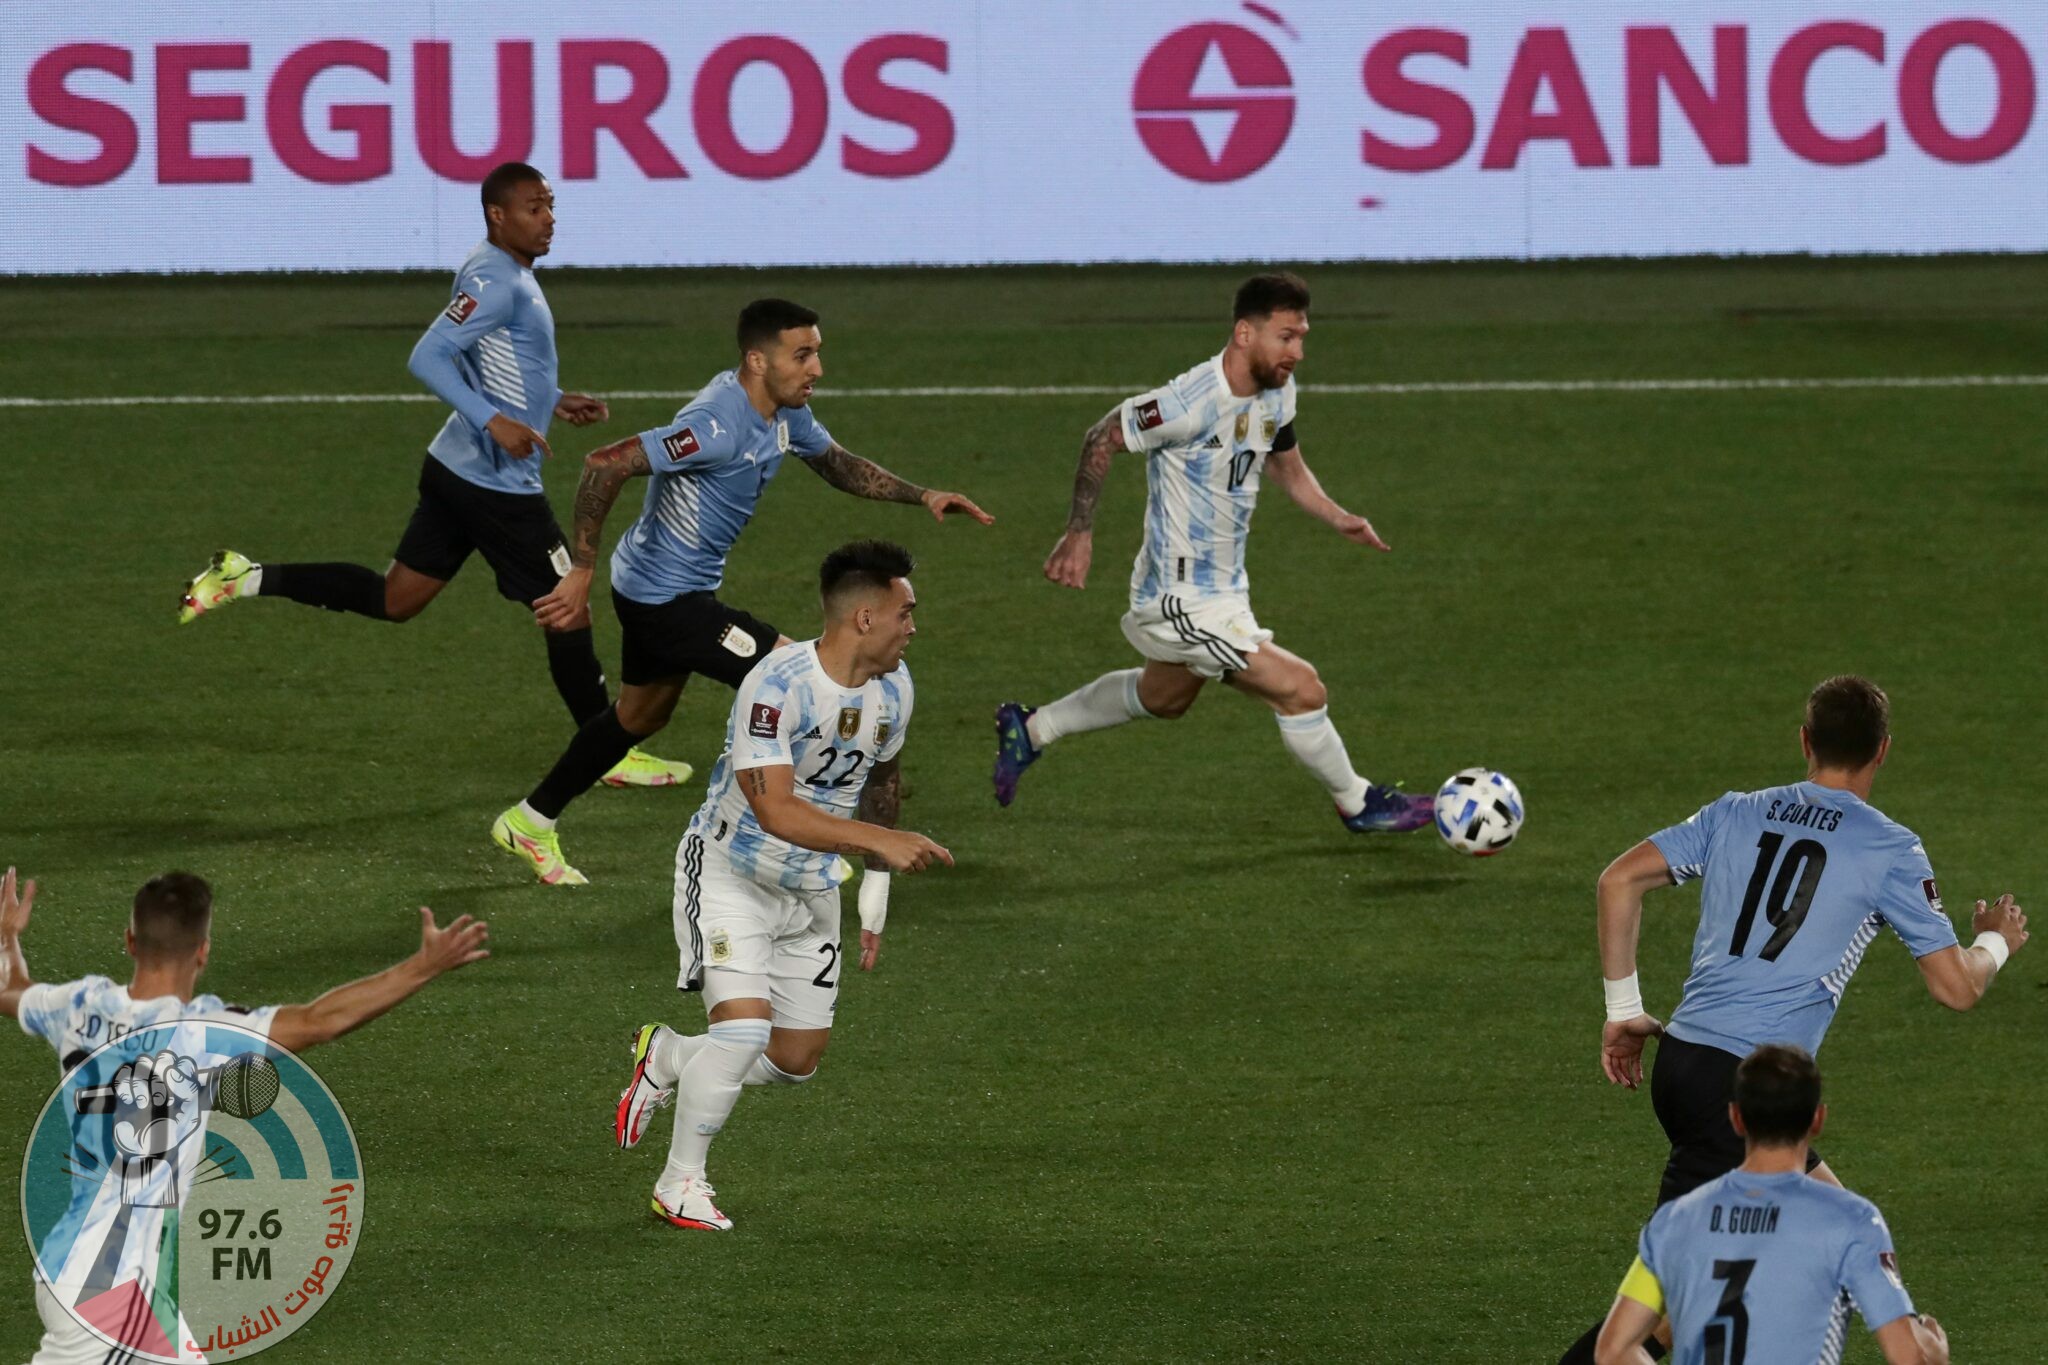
[0,866,488,1363]
[490,299,991,885]
[993,272,1433,832]
[172,161,686,789]
[611,541,949,1231]
[1594,1046,1950,1365]
[1556,675,2026,1363]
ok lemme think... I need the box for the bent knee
[1291,672,1329,714]
[763,1042,824,1080]
[1144,694,1195,720]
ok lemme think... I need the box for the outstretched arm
[805,443,992,524]
[1598,841,1678,1089]
[1264,447,1389,550]
[267,909,490,1053]
[1043,408,1126,589]
[0,866,37,1021]
[855,757,904,970]
[532,435,653,629]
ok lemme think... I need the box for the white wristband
[1972,931,2011,972]
[858,870,891,936]
[1604,973,1646,1023]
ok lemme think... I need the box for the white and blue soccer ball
[1435,768,1524,856]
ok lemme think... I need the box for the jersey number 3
[1704,1257,1755,1365]
[1729,832,1828,962]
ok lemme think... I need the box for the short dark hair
[1805,675,1889,769]
[481,162,546,209]
[1734,1044,1823,1146]
[820,539,915,610]
[738,298,821,356]
[132,872,213,960]
[1234,272,1311,322]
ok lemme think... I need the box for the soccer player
[0,865,489,1363]
[172,160,686,788]
[1557,675,2026,1364]
[1594,1046,1951,1365]
[612,541,949,1231]
[992,272,1434,833]
[489,299,991,885]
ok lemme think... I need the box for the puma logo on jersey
[708,417,725,438]
[469,273,489,293]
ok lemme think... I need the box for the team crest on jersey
[1134,399,1163,431]
[1262,416,1276,442]
[874,720,892,747]
[776,419,791,454]
[1921,877,1942,911]
[1234,411,1249,442]
[663,427,701,461]
[838,707,862,740]
[748,703,781,739]
[444,291,478,324]
[709,930,732,966]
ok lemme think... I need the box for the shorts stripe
[1161,594,1248,673]
[680,835,706,991]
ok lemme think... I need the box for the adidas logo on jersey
[797,726,824,741]
[1201,435,1225,448]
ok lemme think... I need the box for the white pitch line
[3,374,2048,409]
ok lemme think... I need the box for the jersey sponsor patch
[662,427,701,462]
[1134,398,1164,431]
[1922,877,1943,911]
[748,703,781,739]
[548,541,572,578]
[1880,1250,1904,1290]
[719,624,758,659]
[443,291,479,324]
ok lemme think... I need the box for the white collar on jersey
[1211,350,1272,407]
[804,639,868,697]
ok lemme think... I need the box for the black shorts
[1650,1034,1823,1208]
[393,455,569,606]
[611,588,779,688]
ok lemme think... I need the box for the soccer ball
[1434,769,1524,856]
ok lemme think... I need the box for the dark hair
[1734,1045,1823,1146]
[1234,271,1311,322]
[481,162,547,209]
[1805,675,1889,769]
[820,539,915,608]
[132,872,213,960]
[738,298,822,356]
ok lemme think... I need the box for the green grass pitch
[1,258,2044,1361]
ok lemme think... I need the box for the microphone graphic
[73,1054,282,1120]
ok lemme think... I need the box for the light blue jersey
[1648,783,1958,1057]
[1632,1169,1916,1365]
[17,977,276,1300]
[611,371,833,602]
[407,240,562,495]
[687,641,912,891]
[1119,353,1298,608]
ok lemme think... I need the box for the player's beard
[1249,355,1291,390]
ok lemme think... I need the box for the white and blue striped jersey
[17,977,276,1300]
[409,240,562,495]
[1119,353,1298,609]
[1634,1170,1916,1365]
[611,371,834,602]
[687,641,912,891]
[1648,783,1959,1057]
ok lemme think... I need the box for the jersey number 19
[1729,833,1828,962]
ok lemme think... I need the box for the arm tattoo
[742,768,768,797]
[569,436,653,569]
[805,443,927,505]
[857,757,902,870]
[1065,409,1126,532]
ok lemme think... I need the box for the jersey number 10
[1728,833,1829,962]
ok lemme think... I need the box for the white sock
[1275,708,1370,816]
[659,1017,770,1189]
[1027,669,1148,748]
[241,564,264,594]
[650,1029,807,1089]
[516,799,555,832]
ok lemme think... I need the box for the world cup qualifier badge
[20,1020,362,1361]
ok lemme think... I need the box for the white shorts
[1121,593,1272,681]
[673,832,841,1031]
